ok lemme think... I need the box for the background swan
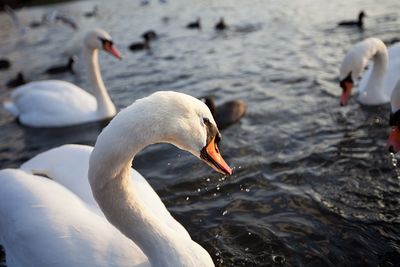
[0,91,232,267]
[339,37,400,106]
[3,28,121,127]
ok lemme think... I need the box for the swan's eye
[98,37,113,47]
[203,118,210,125]
[340,72,353,89]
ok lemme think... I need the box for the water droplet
[186,197,189,201]
[272,255,285,263]
[245,247,249,251]
[222,210,228,216]
[167,162,171,166]
[248,232,252,235]
[197,188,201,192]
[245,188,250,192]
[389,153,400,180]
[206,178,210,182]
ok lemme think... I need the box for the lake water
[0,0,400,266]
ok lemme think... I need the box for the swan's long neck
[83,46,116,118]
[359,40,388,104]
[88,101,209,267]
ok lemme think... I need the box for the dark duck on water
[338,10,366,28]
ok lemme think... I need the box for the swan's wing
[383,43,400,97]
[0,169,148,267]
[20,144,191,239]
[20,144,99,211]
[8,80,97,127]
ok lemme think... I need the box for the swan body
[338,38,400,106]
[0,91,232,267]
[3,29,121,127]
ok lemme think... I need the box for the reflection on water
[1,0,400,266]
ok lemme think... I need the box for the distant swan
[0,91,232,267]
[3,29,121,127]
[339,38,400,106]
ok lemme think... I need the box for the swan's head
[136,91,232,176]
[339,38,384,106]
[387,81,400,153]
[84,28,122,60]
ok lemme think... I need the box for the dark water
[1,0,400,266]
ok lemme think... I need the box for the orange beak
[202,135,232,176]
[340,80,353,106]
[104,42,122,60]
[387,127,400,153]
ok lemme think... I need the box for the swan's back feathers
[6,80,98,127]
[0,168,147,267]
[20,144,99,211]
[20,144,191,238]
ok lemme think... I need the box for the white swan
[3,28,121,127]
[339,38,400,106]
[0,91,232,267]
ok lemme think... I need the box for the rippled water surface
[1,0,400,266]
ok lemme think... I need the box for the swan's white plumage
[0,168,148,267]
[7,81,98,127]
[20,144,191,236]
[0,91,221,267]
[2,29,118,128]
[340,38,400,105]
[358,42,400,102]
